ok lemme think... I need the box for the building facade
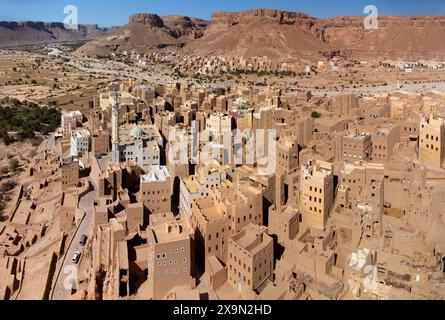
[70,129,91,157]
[339,134,372,162]
[60,157,79,191]
[227,224,273,293]
[419,115,445,168]
[140,166,172,215]
[300,159,334,230]
[147,220,193,299]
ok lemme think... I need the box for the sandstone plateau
[186,9,445,61]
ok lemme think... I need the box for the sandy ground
[0,49,113,115]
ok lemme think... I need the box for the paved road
[51,178,97,300]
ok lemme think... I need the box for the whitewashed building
[70,128,91,157]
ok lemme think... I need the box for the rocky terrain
[0,21,110,48]
[318,14,445,60]
[77,9,445,62]
[76,14,209,57]
[185,10,329,62]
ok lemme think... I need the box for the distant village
[113,49,445,77]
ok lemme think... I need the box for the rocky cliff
[0,21,109,48]
[77,9,445,61]
[317,15,445,60]
[184,9,329,62]
[76,14,208,56]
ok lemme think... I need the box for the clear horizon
[1,0,444,27]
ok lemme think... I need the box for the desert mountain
[76,14,209,57]
[317,15,445,60]
[77,9,445,61]
[187,9,445,61]
[0,21,109,48]
[184,9,330,62]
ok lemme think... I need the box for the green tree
[9,158,19,172]
[0,166,9,175]
[311,111,321,119]
[0,181,16,192]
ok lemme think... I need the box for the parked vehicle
[71,251,81,264]
[79,235,87,246]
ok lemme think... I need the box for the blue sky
[1,0,444,27]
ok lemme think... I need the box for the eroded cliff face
[76,13,209,56]
[209,9,316,30]
[0,20,109,48]
[187,9,445,61]
[317,15,445,60]
[77,9,445,61]
[129,14,165,28]
[184,9,329,61]
[162,15,209,39]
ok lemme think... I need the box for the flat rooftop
[182,176,200,194]
[118,124,161,146]
[62,192,78,208]
[150,221,191,244]
[276,206,299,219]
[96,154,112,172]
[193,197,224,222]
[342,161,384,175]
[141,166,170,183]
[343,134,370,141]
[150,212,175,226]
[231,223,271,255]
[72,128,91,138]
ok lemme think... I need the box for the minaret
[111,90,120,163]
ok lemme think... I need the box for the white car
[71,251,81,264]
